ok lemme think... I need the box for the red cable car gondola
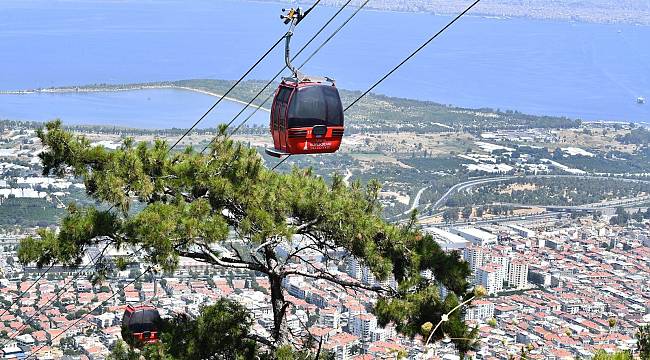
[121,304,161,344]
[266,8,345,158]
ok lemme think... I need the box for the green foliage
[145,299,258,359]
[375,288,477,355]
[461,206,473,220]
[608,317,617,328]
[447,177,650,207]
[593,211,603,221]
[107,340,141,360]
[65,309,88,321]
[273,345,333,360]
[610,207,630,226]
[638,325,650,360]
[519,347,527,360]
[0,197,63,227]
[113,300,332,360]
[21,121,474,352]
[443,208,459,222]
[592,350,632,360]
[557,153,650,173]
[617,127,650,145]
[19,203,118,267]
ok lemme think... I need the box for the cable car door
[279,86,293,152]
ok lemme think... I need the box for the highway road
[403,174,650,224]
[427,175,650,212]
[398,186,429,217]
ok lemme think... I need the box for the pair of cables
[272,0,483,171]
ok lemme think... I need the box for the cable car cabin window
[288,86,342,128]
[123,308,160,333]
[276,87,293,130]
[323,86,343,126]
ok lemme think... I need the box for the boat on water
[637,97,646,104]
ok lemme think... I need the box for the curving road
[429,175,650,212]
[406,174,650,223]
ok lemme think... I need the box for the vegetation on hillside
[638,324,650,360]
[446,177,650,207]
[592,350,632,360]
[617,127,650,145]
[0,198,63,227]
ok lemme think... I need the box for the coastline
[0,81,643,126]
[0,85,272,113]
[244,0,650,26]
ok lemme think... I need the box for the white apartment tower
[346,257,363,280]
[508,260,529,289]
[463,246,485,274]
[349,313,377,342]
[476,263,503,295]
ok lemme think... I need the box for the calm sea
[0,89,269,129]
[0,0,648,127]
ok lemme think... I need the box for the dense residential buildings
[3,214,647,359]
[1,125,649,359]
[432,219,650,359]
[349,313,377,343]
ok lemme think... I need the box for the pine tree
[19,121,474,354]
[639,325,650,360]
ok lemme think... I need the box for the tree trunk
[269,272,290,346]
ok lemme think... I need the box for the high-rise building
[319,307,341,329]
[322,333,360,360]
[464,300,495,321]
[349,313,377,343]
[476,263,503,295]
[508,260,529,289]
[463,245,485,274]
[485,253,510,285]
[346,257,363,280]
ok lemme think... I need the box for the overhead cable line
[272,0,482,171]
[169,0,323,152]
[0,264,54,319]
[295,0,370,71]
[271,155,291,171]
[228,0,370,139]
[0,244,111,347]
[0,137,118,324]
[201,0,361,154]
[25,267,153,360]
[344,0,482,112]
[168,35,284,152]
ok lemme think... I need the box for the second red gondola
[121,304,161,344]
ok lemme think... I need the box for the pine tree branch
[176,246,266,273]
[245,333,275,350]
[283,268,392,295]
[292,218,320,233]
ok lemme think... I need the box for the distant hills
[252,0,650,25]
